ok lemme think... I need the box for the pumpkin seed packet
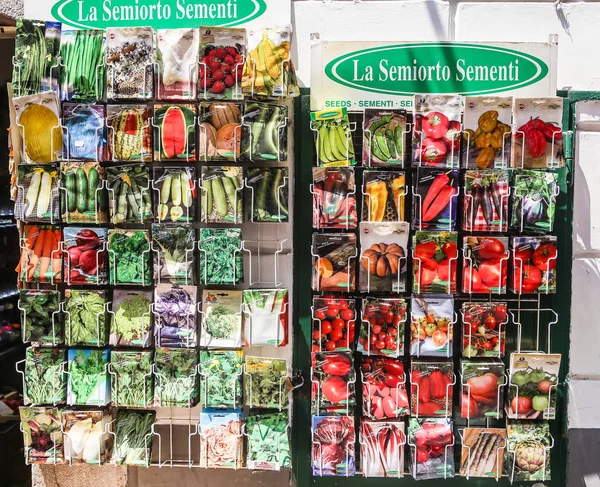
[13,91,63,164]
[198,228,243,285]
[512,97,564,169]
[359,222,409,293]
[109,289,153,348]
[245,357,288,409]
[463,96,512,169]
[198,102,242,161]
[412,231,458,294]
[511,236,557,294]
[106,27,154,100]
[108,229,152,286]
[312,416,355,476]
[363,110,407,167]
[62,410,111,465]
[408,418,455,480]
[311,108,356,166]
[312,167,357,229]
[200,166,243,224]
[246,412,290,471]
[312,233,357,293]
[62,104,106,161]
[243,289,289,347]
[60,161,109,223]
[462,169,509,233]
[110,350,153,408]
[65,289,108,347]
[246,167,289,222]
[311,351,355,415]
[510,170,558,233]
[154,284,197,348]
[505,421,552,482]
[199,27,246,101]
[199,350,243,408]
[152,224,196,284]
[18,224,62,284]
[507,353,561,420]
[24,347,66,406]
[20,406,64,464]
[153,104,197,161]
[362,170,406,223]
[199,290,243,348]
[460,360,505,419]
[153,167,196,223]
[106,164,153,223]
[459,427,506,479]
[15,164,60,223]
[63,227,108,286]
[154,348,199,407]
[241,101,288,162]
[156,28,200,101]
[413,168,459,231]
[20,289,63,346]
[67,349,110,406]
[410,295,454,358]
[199,411,243,468]
[106,105,152,162]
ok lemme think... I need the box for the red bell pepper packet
[413,168,459,231]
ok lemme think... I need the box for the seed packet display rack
[12,23,296,473]
[293,90,573,486]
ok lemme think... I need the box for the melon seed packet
[106,105,151,162]
[153,104,196,161]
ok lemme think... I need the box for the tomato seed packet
[312,167,357,229]
[412,231,458,294]
[461,359,505,419]
[463,236,509,294]
[357,297,406,357]
[413,168,459,231]
[312,296,356,353]
[463,169,509,233]
[462,302,508,358]
[311,351,355,415]
[511,236,557,294]
[312,416,355,477]
[410,295,454,358]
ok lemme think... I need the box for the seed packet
[13,91,62,164]
[511,236,557,294]
[199,27,246,100]
[198,102,243,161]
[461,360,505,419]
[20,289,63,346]
[60,161,109,223]
[413,95,462,168]
[153,104,197,161]
[312,233,357,292]
[63,227,108,286]
[110,350,153,408]
[363,110,407,167]
[243,289,289,347]
[199,290,242,348]
[311,352,355,415]
[506,421,552,482]
[359,222,409,293]
[198,228,243,285]
[15,164,60,223]
[20,406,64,464]
[154,167,196,223]
[67,349,110,406]
[462,302,508,358]
[463,97,512,169]
[362,170,406,223]
[463,169,509,232]
[242,25,292,98]
[413,168,459,230]
[107,164,153,224]
[154,284,197,348]
[24,347,66,406]
[312,416,355,477]
[511,170,558,233]
[245,357,288,409]
[507,353,561,420]
[412,231,458,294]
[62,410,111,464]
[18,224,62,284]
[154,348,199,407]
[312,296,356,353]
[360,420,405,478]
[199,350,243,409]
[459,428,506,479]
[241,101,288,162]
[112,409,156,467]
[199,411,243,468]
[410,295,454,358]
[246,412,290,471]
[106,27,154,100]
[65,289,108,347]
[512,97,564,168]
[463,236,509,294]
[152,224,195,284]
[156,28,200,100]
[62,103,106,161]
[411,361,453,417]
[361,357,409,419]
[108,229,151,286]
[246,167,289,222]
[200,166,243,223]
[408,418,455,480]
[60,30,105,101]
[312,167,357,229]
[109,290,153,348]
[357,297,406,356]
[311,108,356,166]
[106,105,152,162]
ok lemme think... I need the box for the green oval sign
[51,0,267,30]
[325,43,549,96]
